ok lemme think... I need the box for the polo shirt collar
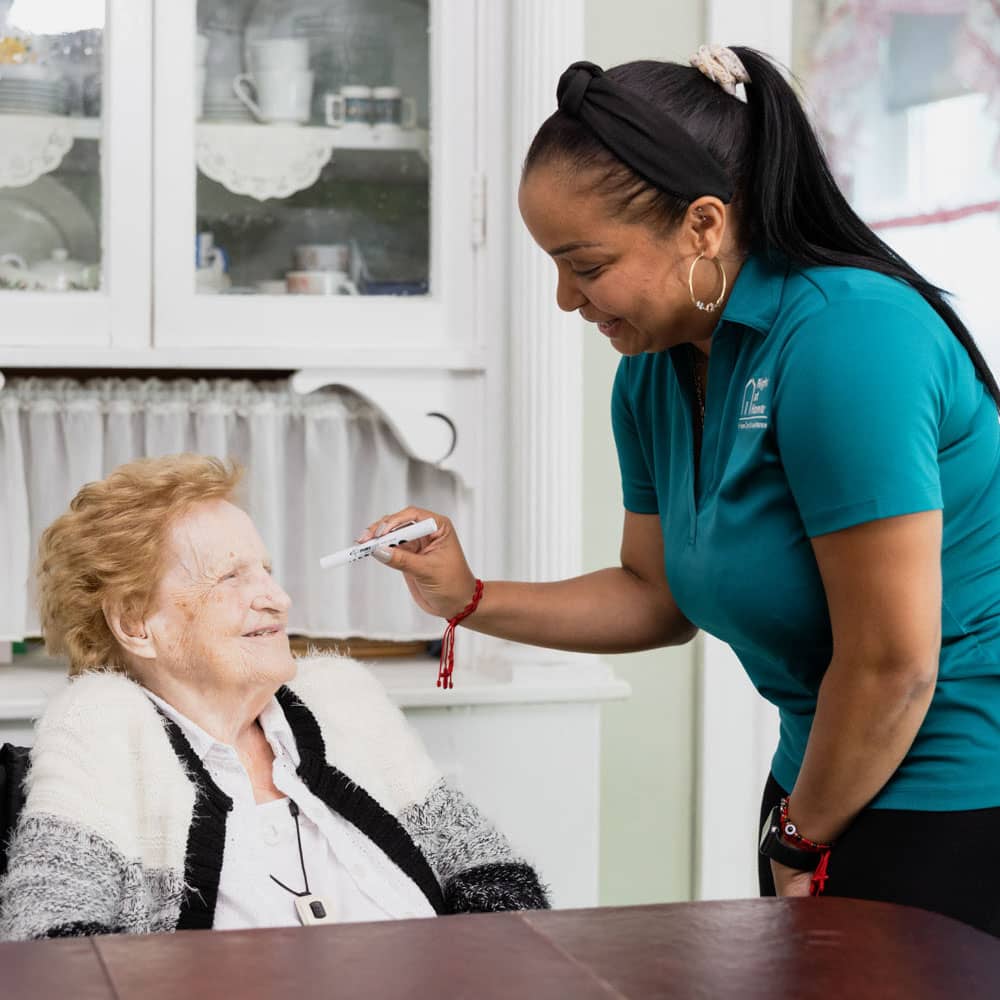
[717,251,789,337]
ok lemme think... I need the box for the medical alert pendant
[294,893,336,925]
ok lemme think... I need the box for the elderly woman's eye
[222,570,239,581]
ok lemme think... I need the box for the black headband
[556,61,733,203]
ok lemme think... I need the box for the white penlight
[8,0,106,35]
[319,518,439,569]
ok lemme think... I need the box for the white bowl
[0,64,53,83]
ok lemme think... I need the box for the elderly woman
[0,454,547,940]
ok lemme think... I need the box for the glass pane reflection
[195,0,430,298]
[0,0,104,292]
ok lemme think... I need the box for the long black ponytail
[732,47,1000,407]
[524,47,1000,408]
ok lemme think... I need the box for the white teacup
[286,269,358,295]
[249,38,309,73]
[233,70,313,124]
[293,243,349,271]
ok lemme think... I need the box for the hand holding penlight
[319,517,438,569]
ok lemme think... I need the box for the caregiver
[361,45,1000,935]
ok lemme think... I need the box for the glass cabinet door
[196,0,429,298]
[154,0,479,362]
[0,1,102,292]
[0,0,150,351]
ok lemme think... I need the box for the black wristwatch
[758,804,823,871]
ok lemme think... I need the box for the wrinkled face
[144,499,295,694]
[518,162,698,355]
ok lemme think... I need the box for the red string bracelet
[437,579,484,689]
[779,797,834,896]
[810,849,832,896]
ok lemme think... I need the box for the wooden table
[4,899,1000,999]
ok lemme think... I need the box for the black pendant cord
[269,799,311,898]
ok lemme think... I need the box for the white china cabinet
[0,0,629,909]
[0,0,476,362]
[0,0,149,347]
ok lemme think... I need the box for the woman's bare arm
[362,508,697,653]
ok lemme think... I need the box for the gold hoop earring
[688,254,727,313]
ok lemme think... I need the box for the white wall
[581,0,707,906]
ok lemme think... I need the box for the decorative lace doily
[0,116,74,189]
[196,123,336,201]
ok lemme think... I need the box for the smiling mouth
[242,626,284,638]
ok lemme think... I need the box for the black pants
[758,773,1000,936]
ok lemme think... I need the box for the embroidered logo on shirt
[738,377,770,430]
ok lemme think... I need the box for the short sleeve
[611,359,659,515]
[774,298,946,537]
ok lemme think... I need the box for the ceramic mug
[286,269,358,295]
[196,248,231,293]
[195,231,217,269]
[372,86,417,130]
[293,244,349,271]
[233,70,313,124]
[249,38,309,73]
[325,85,374,128]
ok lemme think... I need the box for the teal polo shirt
[612,253,1000,810]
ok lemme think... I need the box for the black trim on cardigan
[44,921,119,938]
[442,861,551,913]
[274,686,447,915]
[155,710,233,931]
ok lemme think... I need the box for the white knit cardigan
[0,655,548,940]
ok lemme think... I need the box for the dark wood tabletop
[4,898,1000,999]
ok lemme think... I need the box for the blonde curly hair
[37,454,244,676]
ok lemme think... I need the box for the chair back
[0,743,30,876]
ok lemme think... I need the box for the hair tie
[690,45,751,102]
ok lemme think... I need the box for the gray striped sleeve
[0,814,184,941]
[399,780,549,913]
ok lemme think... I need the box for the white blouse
[144,690,436,930]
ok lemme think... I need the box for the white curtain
[0,377,467,641]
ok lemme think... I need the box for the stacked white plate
[202,99,253,122]
[0,77,66,116]
[202,76,253,122]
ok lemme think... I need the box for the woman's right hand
[358,507,479,620]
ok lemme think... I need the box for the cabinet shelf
[195,122,429,200]
[0,114,101,140]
